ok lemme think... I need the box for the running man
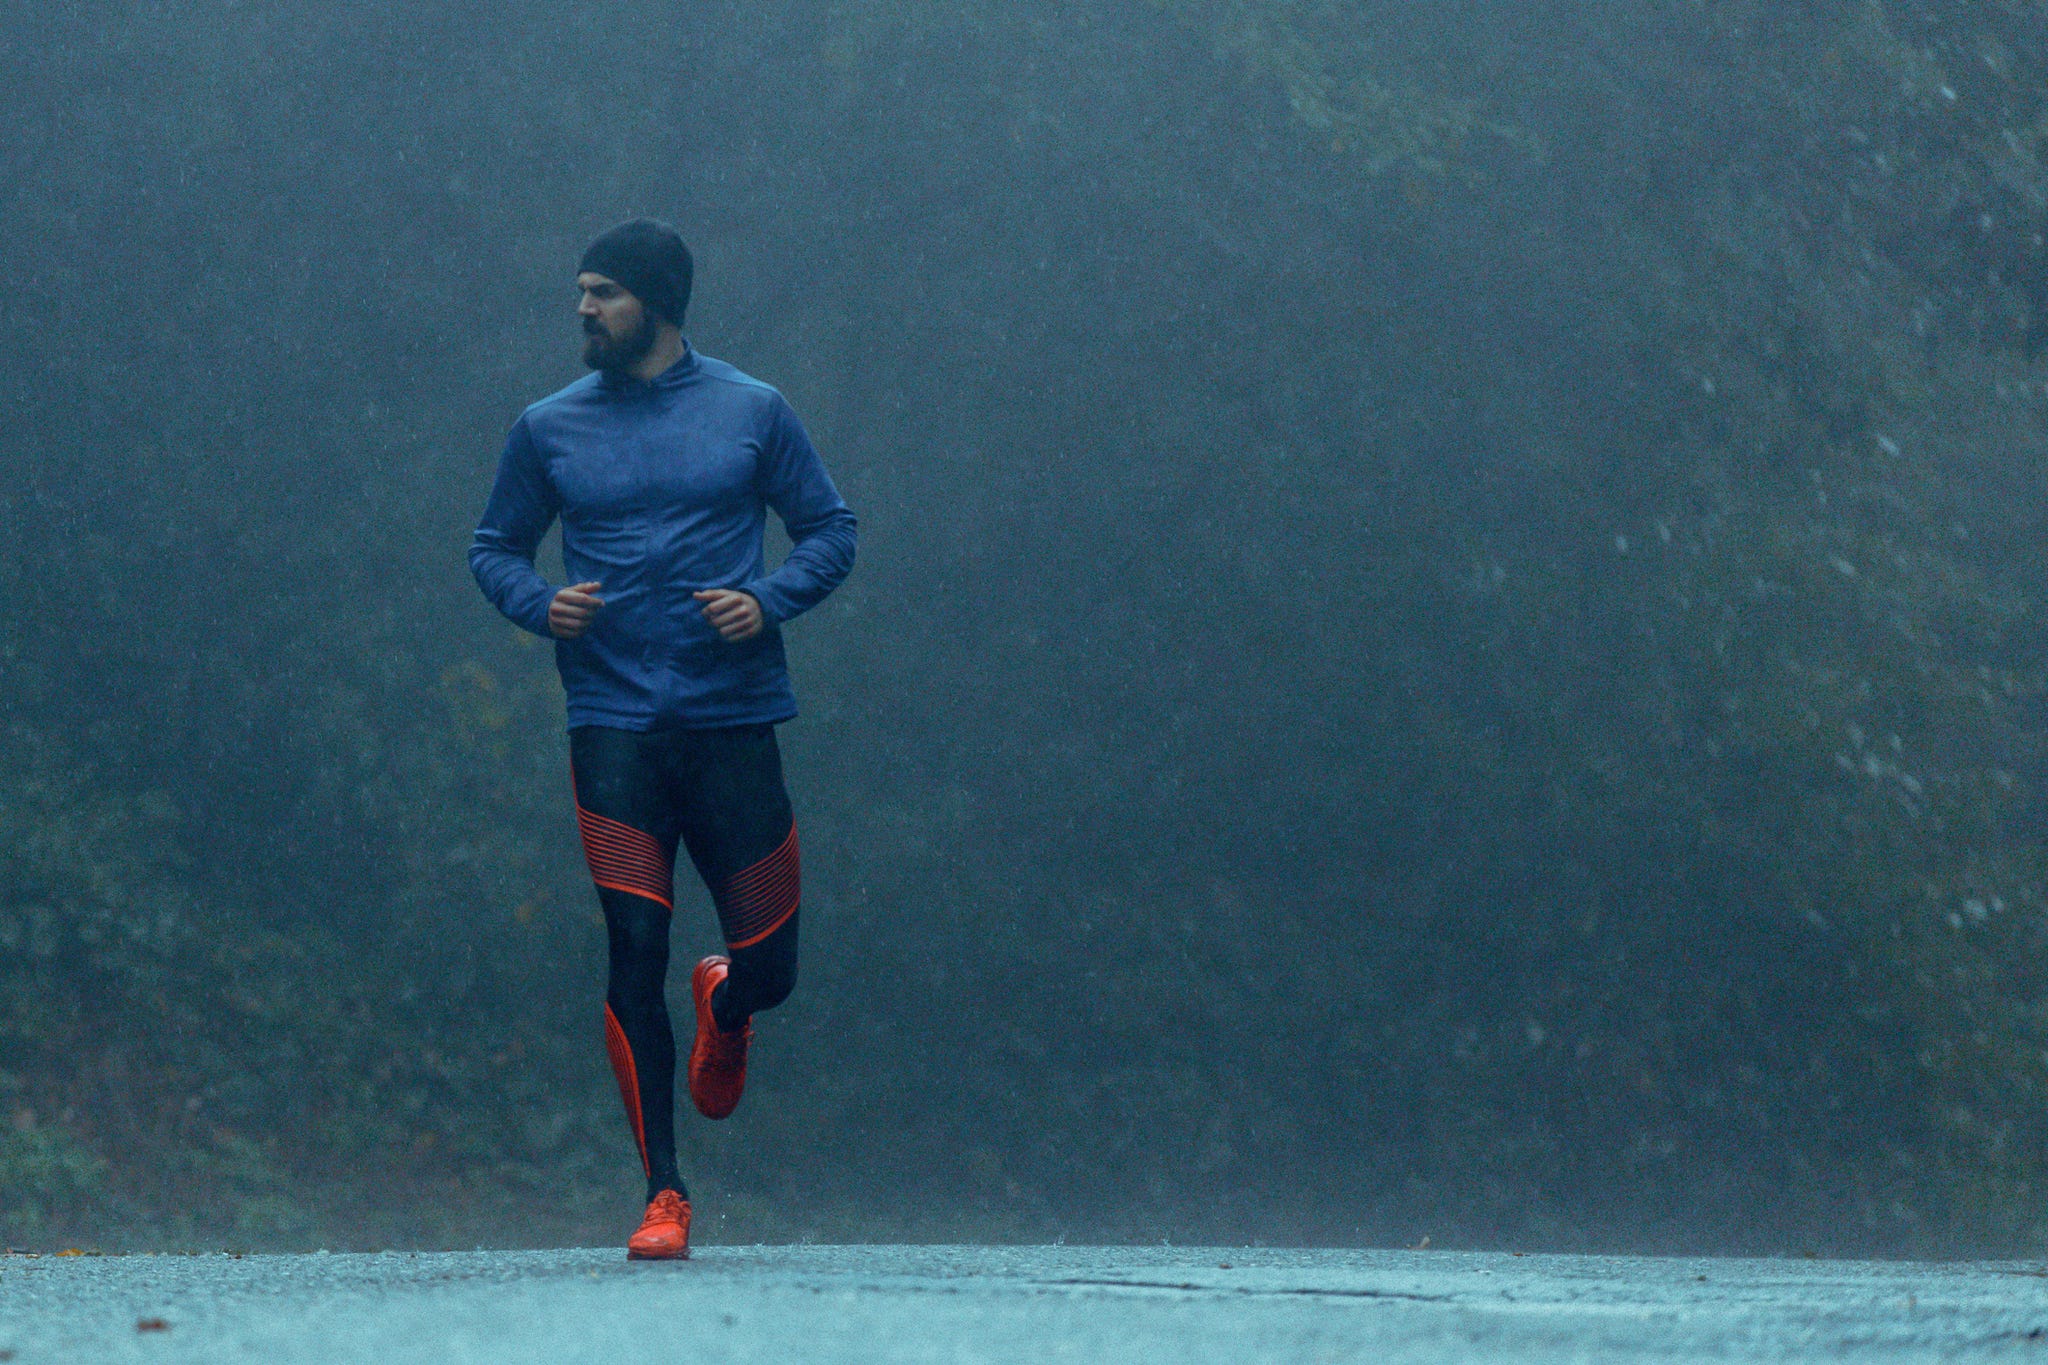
[469,219,856,1259]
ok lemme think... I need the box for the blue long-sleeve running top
[469,347,857,730]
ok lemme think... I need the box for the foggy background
[4,0,2046,1255]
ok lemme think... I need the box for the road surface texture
[4,1245,2047,1363]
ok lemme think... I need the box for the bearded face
[582,302,662,375]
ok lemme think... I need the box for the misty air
[5,1,2048,1360]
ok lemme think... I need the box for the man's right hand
[549,581,604,639]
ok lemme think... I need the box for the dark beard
[583,310,660,375]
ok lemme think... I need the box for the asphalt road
[4,1244,2047,1363]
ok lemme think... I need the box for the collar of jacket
[594,341,700,393]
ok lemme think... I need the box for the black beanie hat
[579,218,693,325]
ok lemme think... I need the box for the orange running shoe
[627,1189,691,1260]
[688,955,752,1119]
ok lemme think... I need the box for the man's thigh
[570,725,685,909]
[671,724,798,947]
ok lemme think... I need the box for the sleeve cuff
[738,579,782,627]
[519,587,557,638]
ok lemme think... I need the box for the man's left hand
[694,588,764,642]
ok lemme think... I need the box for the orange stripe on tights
[602,1004,648,1177]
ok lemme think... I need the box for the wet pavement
[3,1244,2046,1362]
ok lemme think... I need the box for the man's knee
[730,941,797,1015]
[754,954,797,1012]
[604,895,672,966]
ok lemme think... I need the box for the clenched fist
[694,588,763,642]
[549,581,604,639]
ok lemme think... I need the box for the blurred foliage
[1619,0,2048,1236]
[0,1077,104,1244]
[2,0,2047,1255]
[1152,0,1547,177]
[1498,0,2048,1238]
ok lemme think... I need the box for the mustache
[582,319,606,336]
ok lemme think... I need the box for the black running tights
[570,722,800,1202]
